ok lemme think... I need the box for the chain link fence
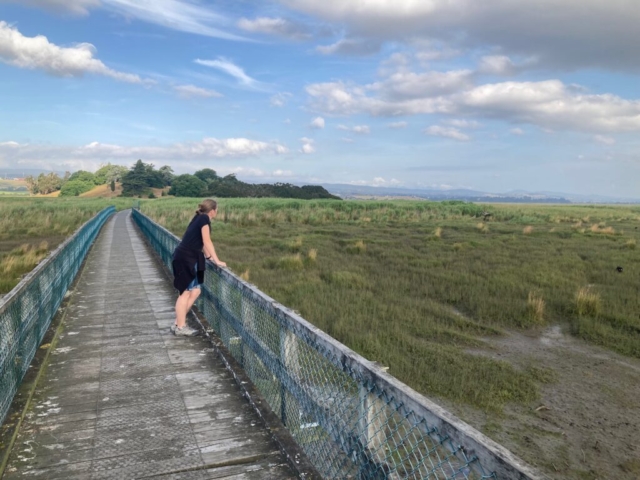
[132,209,541,480]
[0,207,115,426]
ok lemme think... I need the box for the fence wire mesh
[132,209,539,480]
[0,207,115,426]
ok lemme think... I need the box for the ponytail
[194,198,217,216]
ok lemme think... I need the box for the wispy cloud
[425,125,470,141]
[338,124,370,134]
[101,0,247,41]
[237,17,310,40]
[0,21,149,84]
[594,134,615,145]
[270,92,292,107]
[3,0,99,15]
[388,121,408,129]
[194,57,261,89]
[173,84,222,99]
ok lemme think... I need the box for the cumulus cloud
[337,124,370,134]
[310,117,325,129]
[425,126,470,141]
[316,38,381,56]
[237,17,310,40]
[388,121,408,128]
[283,0,640,71]
[173,84,222,99]
[446,119,479,128]
[300,137,315,153]
[195,57,260,88]
[594,134,615,145]
[369,70,474,100]
[0,22,146,83]
[0,138,288,170]
[306,73,640,133]
[270,92,292,107]
[1,0,100,15]
[510,127,525,135]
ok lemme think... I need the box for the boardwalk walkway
[2,211,295,479]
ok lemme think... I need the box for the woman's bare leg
[175,288,201,328]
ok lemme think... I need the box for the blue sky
[0,0,639,197]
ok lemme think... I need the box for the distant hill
[322,184,640,204]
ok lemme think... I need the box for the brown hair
[195,199,217,215]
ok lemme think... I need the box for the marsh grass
[575,286,601,317]
[526,291,546,324]
[0,197,130,293]
[139,198,640,410]
[626,239,636,249]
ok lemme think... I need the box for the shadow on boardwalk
[2,211,295,479]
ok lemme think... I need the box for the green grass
[0,197,132,293]
[139,197,640,411]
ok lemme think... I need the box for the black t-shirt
[179,214,211,252]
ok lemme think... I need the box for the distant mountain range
[322,184,640,204]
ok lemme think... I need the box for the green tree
[168,174,206,197]
[60,180,94,197]
[110,180,116,192]
[95,164,128,184]
[68,170,97,185]
[121,160,164,196]
[194,168,218,184]
[158,165,175,186]
[24,173,63,195]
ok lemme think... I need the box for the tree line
[25,161,339,200]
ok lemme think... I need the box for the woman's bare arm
[201,225,226,267]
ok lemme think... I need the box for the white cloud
[284,0,640,71]
[1,0,100,15]
[369,70,474,100]
[510,127,525,135]
[425,126,470,141]
[337,124,370,134]
[270,92,292,107]
[195,57,259,88]
[478,55,517,76]
[237,17,310,40]
[173,84,222,99]
[300,137,315,154]
[446,119,479,128]
[306,74,640,133]
[0,22,146,83]
[594,134,615,145]
[388,121,408,129]
[316,38,381,56]
[0,138,288,171]
[310,117,325,129]
[349,177,402,187]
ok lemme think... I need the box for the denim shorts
[185,263,201,291]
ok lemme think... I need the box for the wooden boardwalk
[2,211,295,480]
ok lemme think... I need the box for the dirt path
[451,325,640,479]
